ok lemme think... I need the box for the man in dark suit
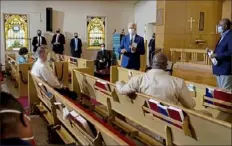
[32,30,47,53]
[148,33,155,66]
[210,18,232,90]
[118,22,145,70]
[51,28,65,55]
[95,43,111,71]
[70,33,82,58]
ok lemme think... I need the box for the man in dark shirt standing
[210,18,232,90]
[148,33,155,66]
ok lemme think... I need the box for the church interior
[0,0,232,146]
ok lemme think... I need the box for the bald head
[152,53,168,70]
[218,18,231,33]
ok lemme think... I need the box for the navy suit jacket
[213,29,232,75]
[118,34,145,70]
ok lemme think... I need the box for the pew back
[29,73,134,146]
[110,66,231,121]
[72,69,231,145]
[5,54,33,96]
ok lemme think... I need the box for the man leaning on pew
[31,47,77,100]
[116,53,196,110]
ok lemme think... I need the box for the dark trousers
[53,45,64,55]
[95,60,110,70]
[54,88,78,100]
[71,51,81,58]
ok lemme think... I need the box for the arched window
[4,14,29,51]
[87,16,106,49]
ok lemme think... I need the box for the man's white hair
[128,22,137,29]
[36,46,48,58]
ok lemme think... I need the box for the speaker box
[46,7,53,32]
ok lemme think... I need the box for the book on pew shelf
[205,88,214,105]
[70,110,79,118]
[147,99,159,112]
[214,89,232,103]
[157,104,171,124]
[205,88,214,98]
[68,110,94,137]
[167,106,184,129]
[95,80,111,92]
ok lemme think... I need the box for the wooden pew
[110,66,231,122]
[54,54,94,83]
[29,72,136,146]
[72,68,231,145]
[5,54,34,97]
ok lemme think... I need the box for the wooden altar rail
[110,66,231,122]
[29,73,135,146]
[170,48,211,65]
[5,54,33,97]
[71,68,231,145]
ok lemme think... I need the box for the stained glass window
[4,14,29,51]
[87,16,106,49]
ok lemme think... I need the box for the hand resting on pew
[116,53,196,110]
[31,47,78,100]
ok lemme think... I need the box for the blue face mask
[217,26,223,33]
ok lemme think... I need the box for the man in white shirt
[116,53,196,109]
[31,47,77,100]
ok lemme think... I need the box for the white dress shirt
[55,34,60,43]
[31,58,62,89]
[116,69,196,109]
[37,36,41,46]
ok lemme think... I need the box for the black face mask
[74,36,78,38]
[56,31,60,33]
[152,36,155,38]
[38,33,41,36]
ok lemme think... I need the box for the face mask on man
[101,47,105,51]
[217,26,224,34]
[56,30,60,34]
[37,32,41,36]
[74,35,78,38]
[128,28,135,35]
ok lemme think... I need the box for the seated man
[116,53,195,109]
[31,47,77,100]
[17,47,29,64]
[94,43,111,71]
[0,91,33,146]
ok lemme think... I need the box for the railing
[170,48,211,65]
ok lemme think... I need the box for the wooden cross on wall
[188,17,195,32]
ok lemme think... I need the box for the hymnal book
[147,99,159,112]
[214,89,232,103]
[205,88,214,104]
[95,80,111,92]
[167,106,184,129]
[205,88,214,98]
[157,104,171,123]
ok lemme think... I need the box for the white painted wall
[134,0,156,39]
[1,1,135,64]
[134,0,156,65]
